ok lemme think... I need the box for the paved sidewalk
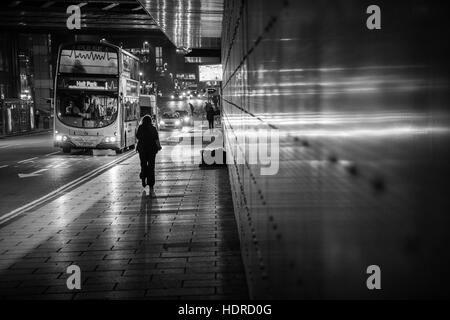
[0,128,52,139]
[0,132,248,300]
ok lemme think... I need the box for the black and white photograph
[0,0,449,311]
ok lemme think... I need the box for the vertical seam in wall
[223,0,245,79]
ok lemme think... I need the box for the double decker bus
[53,41,140,154]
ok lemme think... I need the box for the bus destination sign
[60,79,118,91]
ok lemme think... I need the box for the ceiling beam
[8,1,22,7]
[102,3,119,11]
[0,21,160,30]
[185,48,221,58]
[17,0,135,3]
[0,11,157,20]
[41,1,55,8]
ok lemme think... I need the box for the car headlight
[62,136,68,142]
[55,134,63,142]
[184,117,190,122]
[170,95,174,99]
[175,120,181,126]
[160,120,165,125]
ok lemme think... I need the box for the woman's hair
[142,115,153,127]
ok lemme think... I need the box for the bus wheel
[62,147,71,154]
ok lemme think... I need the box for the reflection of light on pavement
[53,195,72,227]
[106,166,123,239]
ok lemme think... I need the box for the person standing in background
[189,102,195,117]
[35,109,40,129]
[212,95,219,108]
[205,100,215,130]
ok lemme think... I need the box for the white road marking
[51,162,68,169]
[0,151,136,225]
[17,157,38,164]
[45,151,60,157]
[0,145,11,149]
[18,168,48,178]
[0,165,8,169]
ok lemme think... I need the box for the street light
[139,72,144,94]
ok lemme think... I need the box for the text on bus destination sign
[67,80,116,90]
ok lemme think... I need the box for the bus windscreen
[59,44,118,75]
[56,91,118,129]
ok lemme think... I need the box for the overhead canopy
[0,0,161,34]
[0,0,224,50]
[137,0,223,49]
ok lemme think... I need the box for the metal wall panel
[222,0,450,299]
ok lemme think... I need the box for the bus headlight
[160,120,165,126]
[56,135,68,142]
[175,120,181,126]
[184,116,190,122]
[105,136,117,143]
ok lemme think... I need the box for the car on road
[159,112,183,130]
[175,110,193,126]
[169,92,182,100]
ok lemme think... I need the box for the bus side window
[133,101,138,120]
[125,99,132,121]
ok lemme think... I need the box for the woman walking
[136,115,162,190]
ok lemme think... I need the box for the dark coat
[136,124,160,154]
[205,103,215,120]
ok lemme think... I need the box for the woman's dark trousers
[139,151,157,187]
[207,116,214,129]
